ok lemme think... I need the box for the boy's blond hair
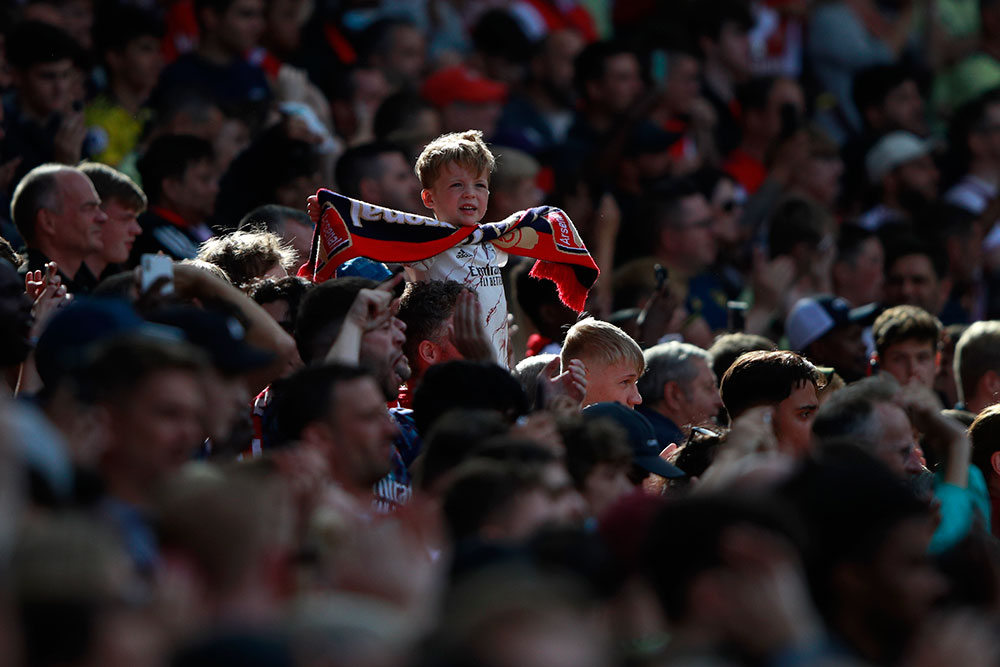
[560,317,645,375]
[414,130,496,188]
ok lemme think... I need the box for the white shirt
[405,243,510,366]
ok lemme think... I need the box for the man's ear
[420,188,434,210]
[417,339,438,366]
[300,420,334,450]
[35,207,57,239]
[984,369,1000,402]
[990,451,1000,478]
[663,380,685,411]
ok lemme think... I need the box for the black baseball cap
[582,402,685,479]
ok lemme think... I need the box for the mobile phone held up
[141,254,174,295]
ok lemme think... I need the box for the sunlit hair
[560,317,644,376]
[414,130,496,188]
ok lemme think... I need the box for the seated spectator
[0,258,34,388]
[720,350,824,457]
[132,135,219,261]
[442,459,561,546]
[238,204,315,266]
[813,377,985,552]
[248,276,312,334]
[643,494,825,664]
[146,307,275,458]
[3,21,87,181]
[78,162,145,280]
[954,320,1000,413]
[86,6,164,167]
[273,363,404,511]
[197,229,296,289]
[968,404,1000,536]
[412,360,529,437]
[560,317,644,408]
[832,224,884,308]
[636,342,722,448]
[581,402,684,487]
[421,65,508,138]
[812,378,926,479]
[723,76,805,196]
[841,64,929,209]
[416,409,511,493]
[785,295,875,383]
[763,195,835,312]
[560,416,634,517]
[11,164,108,293]
[372,91,443,156]
[559,40,643,177]
[396,280,493,406]
[705,332,777,386]
[787,126,844,210]
[333,141,422,214]
[779,448,947,665]
[357,18,427,94]
[117,87,225,185]
[12,516,147,667]
[484,148,544,222]
[514,261,578,358]
[153,0,271,115]
[858,131,939,231]
[942,92,1000,243]
[694,0,753,156]
[212,123,323,229]
[87,335,209,574]
[648,179,723,344]
[872,305,942,389]
[494,27,585,157]
[882,234,951,318]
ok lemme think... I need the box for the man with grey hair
[954,320,1000,414]
[813,375,984,552]
[10,163,108,293]
[813,377,925,479]
[637,341,722,447]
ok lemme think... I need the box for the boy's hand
[307,194,320,224]
[539,357,587,413]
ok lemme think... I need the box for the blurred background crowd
[4,0,1000,665]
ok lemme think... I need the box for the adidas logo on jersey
[456,248,473,259]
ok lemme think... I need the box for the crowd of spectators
[4,0,1000,664]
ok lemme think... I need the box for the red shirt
[723,148,767,195]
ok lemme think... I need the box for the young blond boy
[560,317,645,408]
[408,130,509,364]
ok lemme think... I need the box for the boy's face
[878,338,937,389]
[100,198,142,264]
[17,59,76,118]
[111,35,164,92]
[421,162,489,227]
[579,357,643,409]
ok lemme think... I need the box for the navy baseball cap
[582,402,685,479]
[147,307,274,375]
[35,298,183,388]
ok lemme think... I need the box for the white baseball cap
[865,131,934,184]
[785,295,879,352]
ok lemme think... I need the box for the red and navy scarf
[300,189,599,312]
